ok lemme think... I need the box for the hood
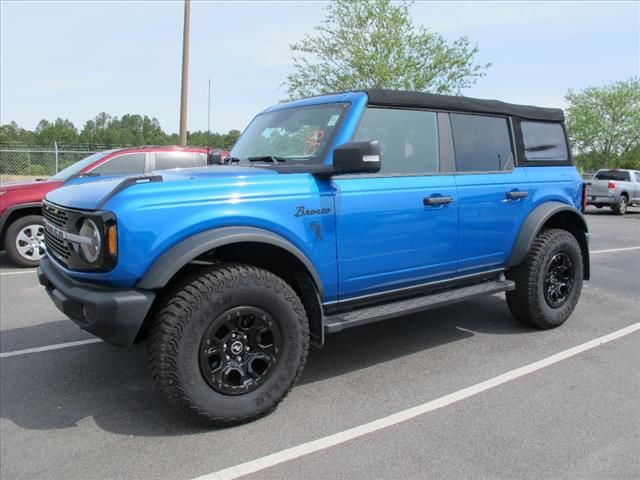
[45,165,278,211]
[0,178,61,192]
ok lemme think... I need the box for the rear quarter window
[594,170,630,181]
[520,121,568,162]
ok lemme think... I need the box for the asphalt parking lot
[1,206,639,480]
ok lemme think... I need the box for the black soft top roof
[363,89,564,122]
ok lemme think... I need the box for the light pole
[178,0,191,146]
[207,78,212,137]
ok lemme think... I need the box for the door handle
[424,195,453,206]
[506,190,528,200]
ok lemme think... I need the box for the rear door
[333,107,458,300]
[449,113,531,273]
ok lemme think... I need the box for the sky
[1,0,639,135]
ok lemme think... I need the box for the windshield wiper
[222,156,242,164]
[246,155,287,164]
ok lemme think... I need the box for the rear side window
[354,108,439,174]
[594,170,630,181]
[92,153,146,175]
[450,114,513,172]
[521,121,568,162]
[155,151,197,170]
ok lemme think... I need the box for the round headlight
[78,219,101,263]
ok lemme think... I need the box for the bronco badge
[294,206,331,217]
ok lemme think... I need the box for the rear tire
[612,195,628,215]
[146,264,309,427]
[506,229,583,329]
[5,215,46,267]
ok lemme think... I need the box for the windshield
[231,104,347,164]
[49,150,115,181]
[594,170,630,181]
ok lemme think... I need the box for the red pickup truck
[0,146,212,267]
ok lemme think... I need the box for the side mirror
[332,140,381,175]
[207,148,224,165]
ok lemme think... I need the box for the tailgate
[588,180,610,197]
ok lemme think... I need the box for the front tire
[506,229,583,329]
[5,215,46,267]
[146,264,309,427]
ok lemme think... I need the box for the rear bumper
[587,195,616,205]
[37,257,155,347]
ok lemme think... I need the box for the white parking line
[591,246,640,254]
[193,322,640,480]
[0,269,37,276]
[0,338,102,358]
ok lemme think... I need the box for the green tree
[566,77,640,170]
[284,0,490,100]
[35,118,79,146]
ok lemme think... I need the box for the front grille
[42,202,69,229]
[42,202,74,265]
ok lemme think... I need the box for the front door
[333,107,458,301]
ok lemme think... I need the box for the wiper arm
[223,156,242,164]
[246,155,287,164]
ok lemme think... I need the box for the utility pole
[178,0,191,146]
[207,78,212,137]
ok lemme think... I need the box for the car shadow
[0,295,535,436]
[0,251,20,269]
[584,206,640,216]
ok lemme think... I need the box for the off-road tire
[5,214,45,267]
[612,195,628,215]
[506,229,583,329]
[146,264,309,427]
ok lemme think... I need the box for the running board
[324,278,515,333]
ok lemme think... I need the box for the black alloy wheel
[199,306,281,395]
[543,253,574,308]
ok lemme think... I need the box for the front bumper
[37,257,155,347]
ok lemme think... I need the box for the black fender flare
[508,201,590,279]
[136,226,324,295]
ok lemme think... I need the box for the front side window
[155,151,196,170]
[451,114,513,172]
[231,104,347,164]
[521,121,568,162]
[354,107,439,174]
[49,150,115,180]
[91,153,146,175]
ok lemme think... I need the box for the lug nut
[225,355,230,360]
[246,346,250,351]
[231,333,236,339]
[236,356,242,362]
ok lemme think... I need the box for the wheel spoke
[16,231,31,244]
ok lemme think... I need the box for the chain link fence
[0,147,99,178]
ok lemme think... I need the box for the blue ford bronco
[38,90,589,426]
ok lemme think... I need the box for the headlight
[78,218,102,263]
